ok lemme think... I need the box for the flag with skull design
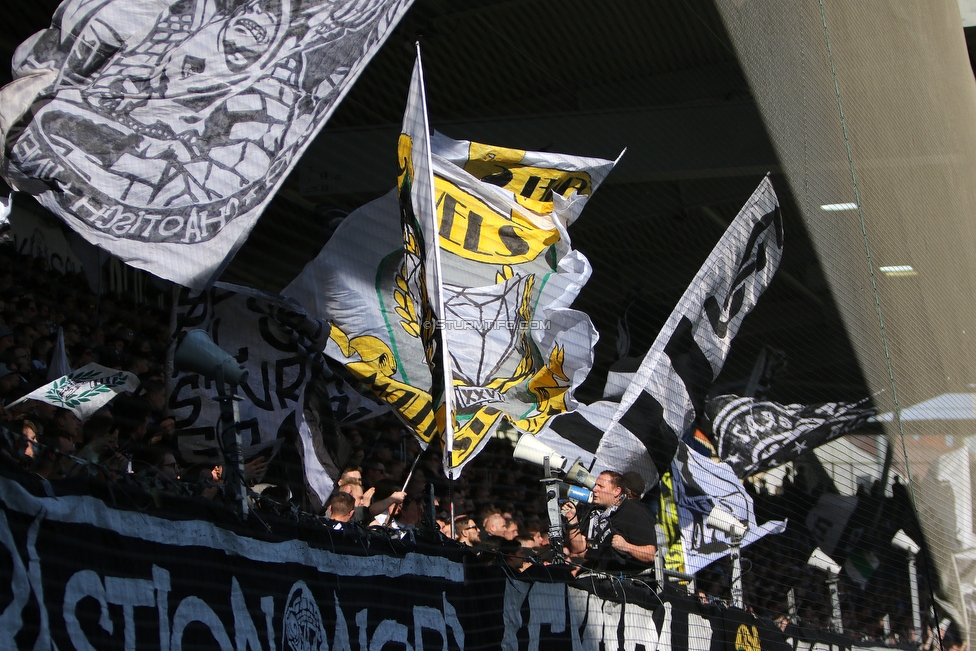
[0,0,415,288]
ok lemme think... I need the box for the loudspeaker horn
[174,330,249,386]
[891,529,920,555]
[513,434,569,472]
[706,506,747,540]
[807,547,842,576]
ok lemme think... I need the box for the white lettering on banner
[54,566,467,651]
[503,582,674,651]
[64,570,113,651]
[262,596,277,651]
[104,576,154,651]
[414,606,447,651]
[527,582,565,650]
[0,511,32,649]
[792,641,846,651]
[413,595,465,651]
[332,594,352,651]
[689,611,713,651]
[232,578,264,651]
[369,620,412,650]
[171,596,234,651]
[0,482,467,649]
[25,514,55,651]
[154,566,171,651]
[502,579,531,650]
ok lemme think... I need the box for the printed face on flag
[0,0,414,288]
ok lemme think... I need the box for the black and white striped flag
[537,177,782,487]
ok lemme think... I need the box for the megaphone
[559,482,593,503]
[513,434,596,488]
[174,330,249,386]
[706,506,747,540]
[807,547,841,577]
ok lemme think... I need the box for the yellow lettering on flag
[463,142,594,214]
[397,134,414,191]
[735,625,761,651]
[434,177,559,264]
[450,406,506,468]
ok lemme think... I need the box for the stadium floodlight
[807,548,843,632]
[892,530,922,640]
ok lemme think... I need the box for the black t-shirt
[584,498,656,574]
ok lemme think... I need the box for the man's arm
[610,534,656,563]
[368,491,405,517]
[562,502,588,555]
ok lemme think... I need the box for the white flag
[25,363,139,419]
[285,141,616,477]
[537,177,782,488]
[46,327,72,383]
[0,0,414,288]
[167,282,330,465]
[672,443,786,575]
[397,47,456,475]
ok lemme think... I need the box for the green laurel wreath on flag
[45,370,116,408]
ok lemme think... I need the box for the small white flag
[46,327,72,383]
[0,194,11,227]
[25,363,139,419]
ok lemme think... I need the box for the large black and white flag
[0,0,413,288]
[596,176,781,479]
[169,282,385,505]
[707,395,876,478]
[537,177,782,486]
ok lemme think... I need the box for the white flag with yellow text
[285,133,617,476]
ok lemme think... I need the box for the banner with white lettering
[0,472,914,651]
[0,475,466,651]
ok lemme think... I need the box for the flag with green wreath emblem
[23,363,140,419]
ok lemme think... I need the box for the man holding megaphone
[563,470,657,574]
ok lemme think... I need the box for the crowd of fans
[0,240,960,648]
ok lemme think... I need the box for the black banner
[0,473,911,651]
[0,476,465,651]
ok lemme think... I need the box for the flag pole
[449,478,455,538]
[414,42,455,486]
[385,452,422,529]
[4,395,29,409]
[401,452,421,493]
